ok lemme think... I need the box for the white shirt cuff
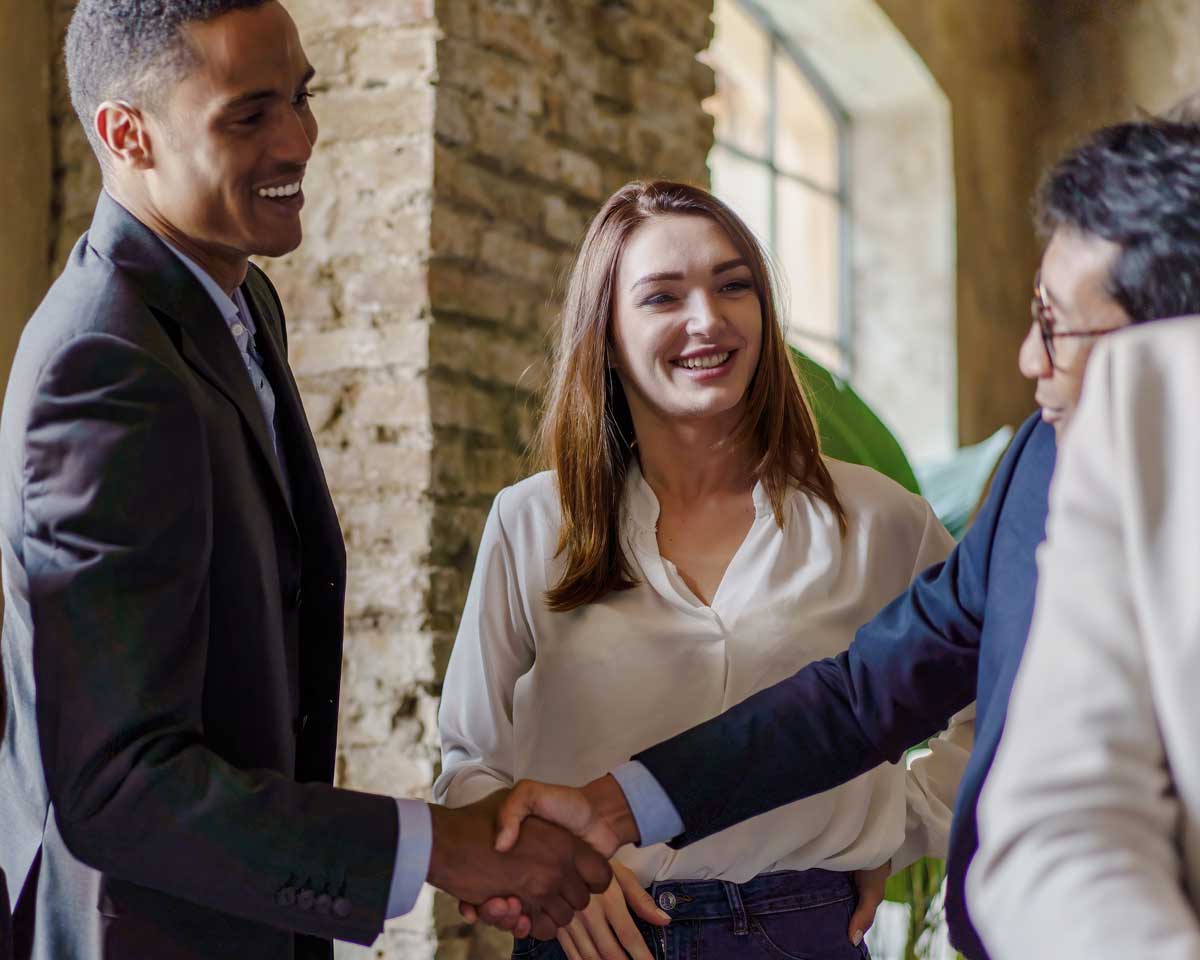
[386,798,433,918]
[611,761,685,846]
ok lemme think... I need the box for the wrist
[425,803,456,891]
[584,774,640,847]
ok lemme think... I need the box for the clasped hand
[427,789,611,941]
[452,779,888,954]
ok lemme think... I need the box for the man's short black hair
[1036,121,1200,324]
[66,0,270,159]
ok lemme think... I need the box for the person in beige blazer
[969,315,1200,959]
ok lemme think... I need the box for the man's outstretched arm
[495,417,1040,854]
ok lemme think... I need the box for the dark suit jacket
[635,413,1055,960]
[0,192,397,959]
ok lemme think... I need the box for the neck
[633,407,755,503]
[105,182,248,297]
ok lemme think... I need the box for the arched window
[704,0,850,376]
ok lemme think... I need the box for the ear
[94,100,154,170]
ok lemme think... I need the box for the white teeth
[677,351,731,370]
[257,181,302,199]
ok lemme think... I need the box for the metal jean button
[657,891,677,911]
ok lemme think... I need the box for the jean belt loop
[721,880,749,936]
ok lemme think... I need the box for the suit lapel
[240,267,344,564]
[172,310,296,525]
[88,192,298,538]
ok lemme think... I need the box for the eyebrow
[222,64,316,110]
[630,258,750,291]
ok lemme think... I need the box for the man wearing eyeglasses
[470,117,1200,960]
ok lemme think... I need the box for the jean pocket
[750,896,862,960]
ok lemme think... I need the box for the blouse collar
[622,457,773,536]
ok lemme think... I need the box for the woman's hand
[555,859,669,960]
[848,860,891,947]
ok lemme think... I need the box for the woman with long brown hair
[435,180,968,959]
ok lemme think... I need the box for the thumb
[848,862,890,946]
[494,782,538,853]
[847,898,878,948]
[496,780,600,853]
[614,862,671,927]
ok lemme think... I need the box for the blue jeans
[512,868,871,960]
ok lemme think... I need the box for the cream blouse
[435,459,971,885]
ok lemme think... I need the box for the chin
[254,228,304,259]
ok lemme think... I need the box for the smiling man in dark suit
[0,2,608,957]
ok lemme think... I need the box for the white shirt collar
[160,237,241,327]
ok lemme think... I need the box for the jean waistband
[647,868,856,923]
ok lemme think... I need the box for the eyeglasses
[1031,271,1126,370]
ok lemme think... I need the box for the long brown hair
[536,180,845,612]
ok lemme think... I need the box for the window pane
[775,179,842,370]
[709,143,772,248]
[775,53,839,191]
[703,0,770,159]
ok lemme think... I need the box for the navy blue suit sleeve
[634,417,1040,848]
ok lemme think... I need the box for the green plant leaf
[791,349,921,495]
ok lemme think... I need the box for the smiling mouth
[256,180,303,200]
[673,351,732,370]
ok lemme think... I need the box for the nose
[685,291,723,336]
[276,103,317,166]
[1018,320,1052,381]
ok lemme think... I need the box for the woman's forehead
[619,214,742,276]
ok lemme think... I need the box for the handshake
[428,776,639,940]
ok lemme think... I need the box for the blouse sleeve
[894,704,975,869]
[433,489,536,808]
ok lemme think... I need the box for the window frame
[713,0,854,376]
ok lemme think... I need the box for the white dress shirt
[436,458,964,885]
[970,317,1200,960]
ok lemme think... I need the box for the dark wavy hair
[1036,121,1200,324]
[66,0,270,159]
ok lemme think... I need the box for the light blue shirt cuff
[610,761,685,847]
[386,798,433,918]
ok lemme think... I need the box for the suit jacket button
[291,584,303,608]
[333,896,352,918]
[297,888,315,911]
[294,713,308,735]
[315,893,332,916]
[276,886,297,907]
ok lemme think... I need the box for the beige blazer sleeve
[968,318,1200,960]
